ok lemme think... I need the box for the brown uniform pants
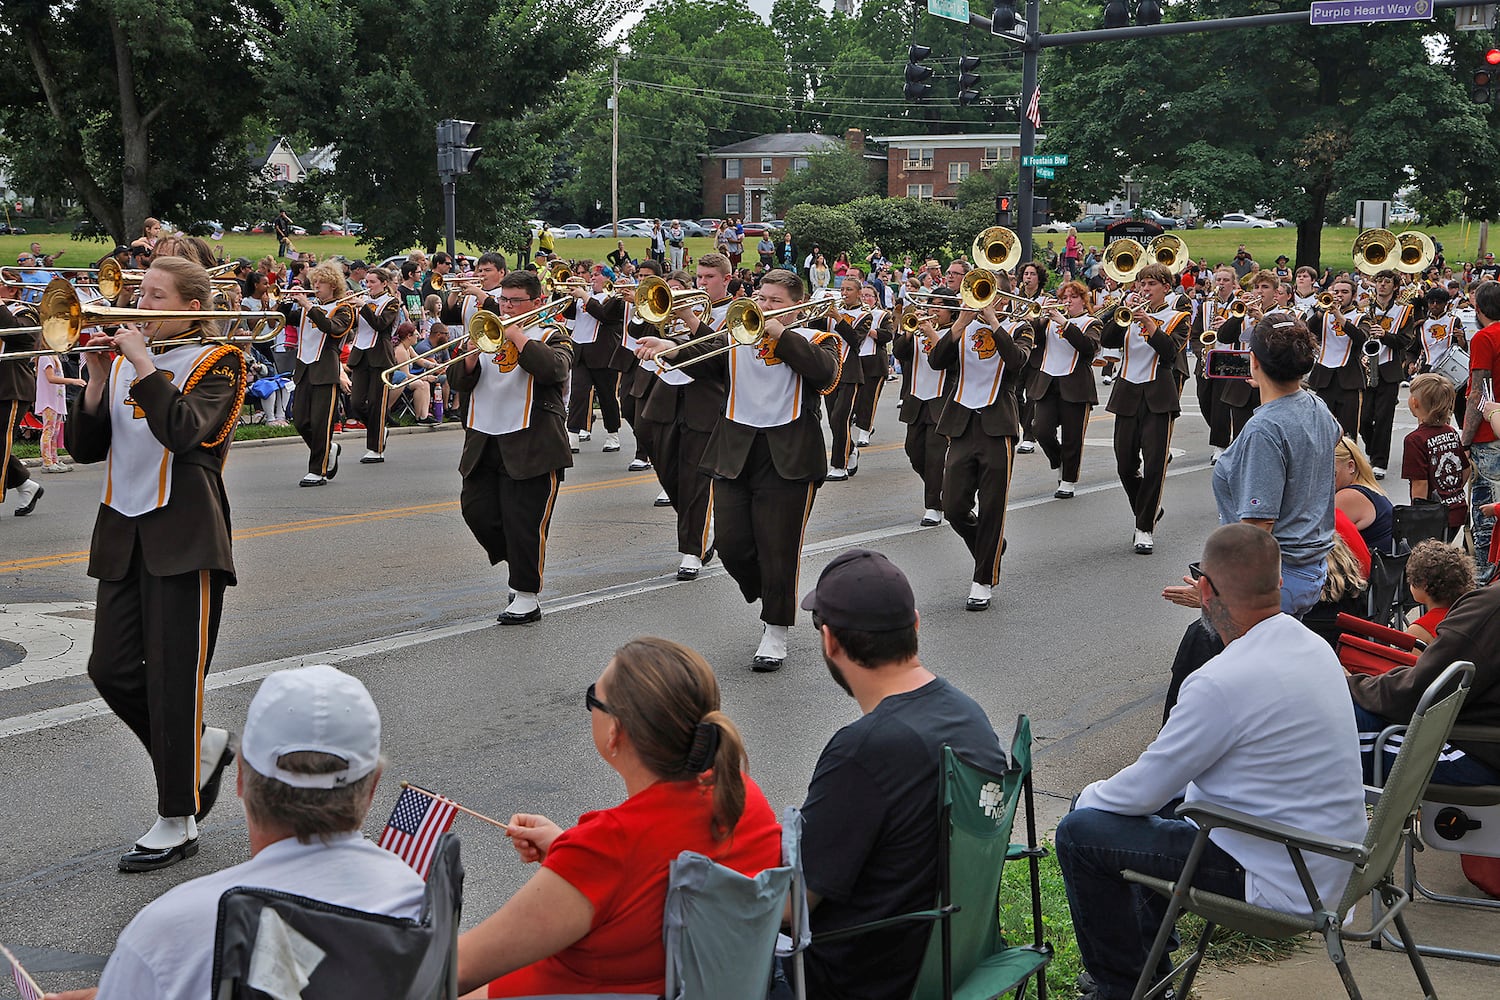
[713,434,817,626]
[459,436,561,595]
[942,422,1016,586]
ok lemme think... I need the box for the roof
[706,132,846,157]
[247,136,304,172]
[872,133,1039,148]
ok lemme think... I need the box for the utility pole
[1015,0,1040,264]
[611,54,620,239]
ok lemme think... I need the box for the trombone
[658,297,838,373]
[1,278,282,361]
[633,275,710,327]
[379,299,562,387]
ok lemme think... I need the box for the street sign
[1022,154,1068,167]
[927,0,971,23]
[1035,166,1056,180]
[1309,0,1434,26]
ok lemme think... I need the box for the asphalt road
[0,376,1429,991]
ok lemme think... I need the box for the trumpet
[634,275,710,327]
[900,310,938,335]
[0,278,282,362]
[380,299,564,387]
[658,297,838,373]
[1315,291,1335,310]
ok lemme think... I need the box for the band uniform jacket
[625,316,661,402]
[859,311,895,380]
[893,323,956,426]
[1361,300,1421,384]
[348,297,399,372]
[1307,308,1368,392]
[0,306,37,404]
[641,313,729,434]
[1101,306,1190,416]
[671,320,842,483]
[64,336,246,583]
[1025,315,1100,405]
[439,290,501,332]
[829,312,868,385]
[561,295,628,371]
[448,328,575,482]
[293,301,355,385]
[930,319,1034,438]
[1190,295,1233,382]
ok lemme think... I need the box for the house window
[724,158,741,179]
[725,193,742,215]
[792,157,809,172]
[906,184,934,200]
[980,147,1000,169]
[947,162,971,183]
[272,163,291,181]
[761,157,774,174]
[903,149,934,170]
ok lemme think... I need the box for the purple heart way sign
[1309,0,1434,24]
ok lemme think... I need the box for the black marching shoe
[498,606,542,625]
[195,744,235,823]
[119,838,199,873]
[751,656,784,673]
[325,442,342,480]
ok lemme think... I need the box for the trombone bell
[634,275,709,327]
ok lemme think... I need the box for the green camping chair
[806,715,1053,1000]
[1124,661,1474,1000]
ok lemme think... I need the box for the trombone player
[636,268,842,671]
[447,270,574,625]
[1,279,43,515]
[64,256,245,871]
[560,264,628,455]
[893,293,959,527]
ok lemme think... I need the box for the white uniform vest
[1421,315,1457,365]
[860,309,884,358]
[657,300,727,387]
[950,318,1009,411]
[465,324,553,436]
[571,292,604,345]
[909,325,948,402]
[725,325,828,429]
[1042,314,1095,378]
[101,343,223,517]
[1318,310,1355,369]
[1121,307,1182,385]
[296,300,342,365]
[1368,301,1411,366]
[352,293,392,350]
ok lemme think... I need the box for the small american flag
[1025,86,1042,130]
[1,945,41,1000]
[378,785,458,880]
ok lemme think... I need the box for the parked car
[1034,220,1072,233]
[555,224,590,239]
[740,222,772,237]
[589,220,653,238]
[344,222,365,236]
[1204,213,1275,229]
[1139,210,1180,230]
[320,222,344,235]
[1072,214,1123,233]
[0,223,27,235]
[1391,205,1420,224]
[1272,218,1295,228]
[677,220,711,237]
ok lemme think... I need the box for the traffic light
[436,120,481,176]
[996,194,1012,227]
[1475,49,1500,104]
[904,45,934,102]
[957,55,982,107]
[991,0,1018,33]
[1103,0,1129,28]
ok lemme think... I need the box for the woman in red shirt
[457,638,782,996]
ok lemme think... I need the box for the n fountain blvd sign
[1310,0,1435,24]
[1021,154,1068,167]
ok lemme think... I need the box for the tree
[783,204,862,261]
[951,164,1018,241]
[1040,4,1500,269]
[842,196,955,260]
[0,0,277,245]
[263,0,627,257]
[767,146,878,215]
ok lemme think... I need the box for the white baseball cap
[241,665,381,789]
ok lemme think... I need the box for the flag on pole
[1024,86,1042,130]
[378,785,458,880]
[2,944,42,1000]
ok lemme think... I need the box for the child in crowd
[1402,372,1469,539]
[1405,540,1476,644]
[34,353,86,472]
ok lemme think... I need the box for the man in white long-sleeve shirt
[1055,524,1366,1000]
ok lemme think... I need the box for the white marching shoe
[920,509,944,527]
[752,624,788,672]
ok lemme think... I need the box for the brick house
[700,129,885,221]
[870,133,1042,204]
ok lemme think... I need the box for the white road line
[0,461,1214,741]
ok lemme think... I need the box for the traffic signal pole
[1015,1,1040,263]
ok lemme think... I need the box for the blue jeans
[1353,703,1500,786]
[1469,440,1500,582]
[1281,559,1327,617]
[1056,805,1246,1000]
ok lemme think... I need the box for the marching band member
[289,263,355,486]
[1033,281,1101,499]
[1416,285,1465,378]
[615,271,653,472]
[65,256,244,870]
[562,265,627,454]
[1,286,43,515]
[1191,266,1239,451]
[1211,270,1274,453]
[1014,260,1048,455]
[930,281,1034,611]
[640,268,842,671]
[1100,262,1191,555]
[637,259,730,580]
[1307,274,1367,438]
[347,267,399,463]
[447,271,574,625]
[1292,265,1321,316]
[893,292,960,527]
[824,276,867,481]
[851,284,893,448]
[1358,268,1420,478]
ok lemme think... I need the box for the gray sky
[610,0,836,42]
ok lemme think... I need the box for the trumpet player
[1014,260,1049,455]
[1307,275,1367,438]
[1191,266,1240,450]
[447,270,575,625]
[930,281,1034,611]
[638,268,843,671]
[64,257,245,870]
[1359,269,1420,479]
[824,276,868,481]
[1033,281,1101,499]
[347,267,400,463]
[893,293,960,527]
[851,283,894,448]
[1100,263,1191,555]
[561,265,627,454]
[0,288,43,515]
[289,263,357,486]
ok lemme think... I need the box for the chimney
[845,127,864,155]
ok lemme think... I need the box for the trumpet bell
[1352,229,1398,275]
[1316,291,1335,309]
[1147,234,1189,276]
[971,227,1021,273]
[1102,239,1147,285]
[1228,300,1249,319]
[1395,231,1435,275]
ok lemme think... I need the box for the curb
[19,419,463,467]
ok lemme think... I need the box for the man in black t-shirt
[796,549,1007,1000]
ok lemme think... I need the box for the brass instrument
[1315,291,1335,310]
[1352,229,1398,276]
[1101,239,1147,284]
[899,310,937,335]
[1394,231,1435,275]
[1147,234,1190,275]
[1199,328,1218,346]
[1,278,282,361]
[1363,336,1384,358]
[658,297,838,373]
[970,226,1022,273]
[633,275,710,327]
[380,299,563,387]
